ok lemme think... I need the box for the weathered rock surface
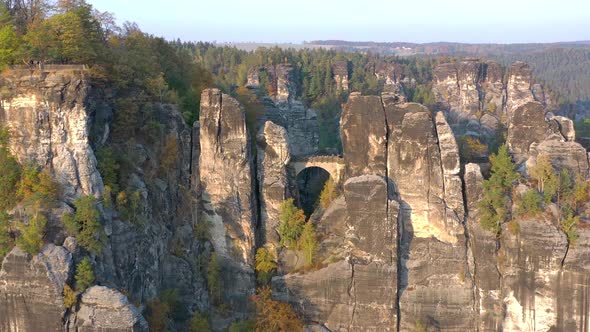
[73,286,148,331]
[506,101,563,164]
[0,67,104,199]
[0,245,72,332]
[273,175,399,331]
[250,64,320,156]
[332,60,349,91]
[341,93,387,178]
[506,61,535,117]
[198,88,256,315]
[464,164,502,331]
[257,121,292,247]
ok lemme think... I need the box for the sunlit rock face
[198,88,256,311]
[0,245,72,332]
[0,68,104,200]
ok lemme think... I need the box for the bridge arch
[289,155,345,184]
[289,155,345,217]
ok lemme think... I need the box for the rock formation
[0,245,72,331]
[257,121,292,247]
[73,286,148,331]
[0,67,104,200]
[1,59,590,332]
[198,89,256,312]
[332,60,349,91]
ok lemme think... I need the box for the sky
[87,0,590,44]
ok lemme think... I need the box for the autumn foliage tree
[251,287,303,332]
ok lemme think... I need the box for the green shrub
[190,311,211,332]
[229,320,255,332]
[96,147,120,193]
[63,284,77,309]
[318,178,337,209]
[478,145,519,235]
[0,212,13,261]
[561,213,580,244]
[278,199,306,249]
[299,222,319,267]
[255,248,277,285]
[516,189,542,217]
[207,253,222,306]
[0,129,21,211]
[194,219,212,241]
[63,195,104,254]
[146,298,170,332]
[75,258,95,292]
[16,213,47,255]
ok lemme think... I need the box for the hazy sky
[87,0,590,43]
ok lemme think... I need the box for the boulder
[0,245,72,331]
[74,286,148,331]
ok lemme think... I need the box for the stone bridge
[289,155,345,183]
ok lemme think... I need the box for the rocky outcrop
[257,121,292,247]
[0,67,103,200]
[72,286,148,331]
[332,60,349,91]
[464,164,502,331]
[251,64,320,156]
[273,175,399,331]
[198,88,256,313]
[340,93,387,178]
[506,61,535,117]
[506,101,563,164]
[0,245,72,332]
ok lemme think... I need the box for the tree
[190,311,211,332]
[318,178,336,209]
[75,257,95,292]
[277,199,305,249]
[255,247,277,285]
[63,284,77,309]
[251,287,303,332]
[15,212,46,255]
[515,189,542,217]
[96,147,120,193]
[528,155,553,192]
[299,222,318,267]
[229,320,255,332]
[0,211,14,261]
[0,133,21,211]
[0,24,20,68]
[146,298,170,332]
[207,252,222,306]
[63,195,104,254]
[478,145,519,235]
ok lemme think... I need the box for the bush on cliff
[299,222,318,267]
[63,195,104,254]
[251,287,303,332]
[255,247,277,285]
[75,257,95,292]
[15,212,46,255]
[515,189,542,217]
[318,178,337,209]
[207,252,222,306]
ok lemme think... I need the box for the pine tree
[478,145,519,235]
[299,222,318,267]
[16,212,46,255]
[75,257,95,292]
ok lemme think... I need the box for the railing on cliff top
[290,153,344,163]
[8,64,88,72]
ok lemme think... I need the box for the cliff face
[0,67,206,331]
[1,61,590,332]
[0,68,104,200]
[432,59,549,144]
